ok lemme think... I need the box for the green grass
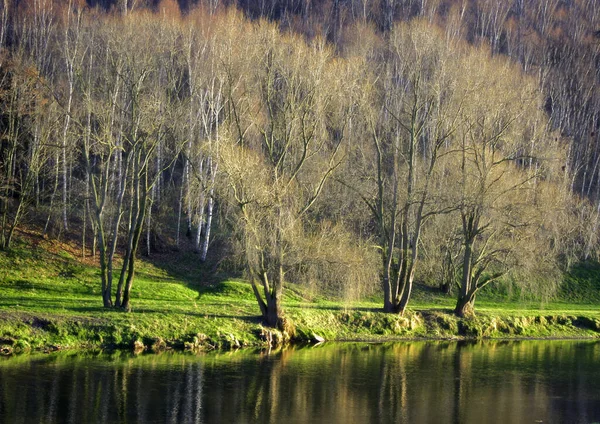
[1,236,600,354]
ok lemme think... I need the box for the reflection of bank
[449,340,598,424]
[1,341,599,423]
[0,354,205,424]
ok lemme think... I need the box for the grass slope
[1,235,600,354]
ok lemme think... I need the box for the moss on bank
[1,237,600,355]
[1,307,599,355]
[293,309,600,342]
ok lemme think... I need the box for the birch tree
[58,1,83,232]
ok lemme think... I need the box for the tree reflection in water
[1,341,599,423]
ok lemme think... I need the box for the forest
[1,0,599,331]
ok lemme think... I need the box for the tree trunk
[382,247,394,312]
[146,184,154,257]
[200,189,214,261]
[454,292,476,317]
[43,152,60,236]
[61,75,73,232]
[251,277,268,319]
[251,264,284,328]
[185,140,193,238]
[382,276,394,312]
[398,266,414,315]
[194,191,205,253]
[120,214,144,311]
[384,299,402,314]
[457,212,477,317]
[176,179,184,247]
[106,152,131,305]
[265,292,282,328]
[0,0,7,54]
[120,155,151,311]
[263,218,285,327]
[97,223,112,308]
[264,264,284,328]
[114,180,139,307]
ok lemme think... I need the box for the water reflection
[1,341,599,423]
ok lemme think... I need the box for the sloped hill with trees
[0,0,599,339]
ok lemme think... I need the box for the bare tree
[58,1,83,232]
[220,25,349,327]
[352,21,461,314]
[449,49,565,316]
[0,50,53,249]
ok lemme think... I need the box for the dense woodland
[0,0,599,327]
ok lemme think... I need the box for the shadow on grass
[289,303,382,313]
[5,279,96,297]
[0,295,264,320]
[561,261,600,303]
[145,250,234,287]
[182,313,262,323]
[0,296,113,314]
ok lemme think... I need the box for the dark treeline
[0,0,598,327]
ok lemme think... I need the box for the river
[1,340,599,423]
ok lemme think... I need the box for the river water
[1,340,599,423]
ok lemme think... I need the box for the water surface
[1,340,599,423]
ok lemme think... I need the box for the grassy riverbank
[1,235,600,354]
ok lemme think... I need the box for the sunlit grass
[1,237,600,352]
